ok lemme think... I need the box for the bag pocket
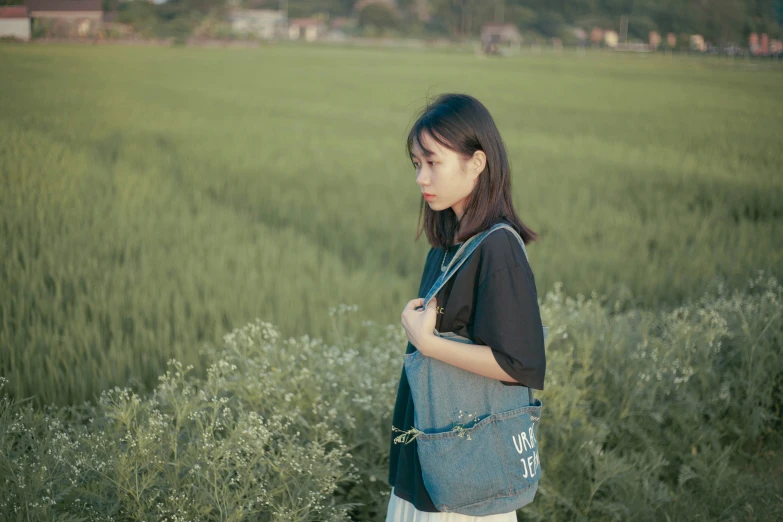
[415,401,543,512]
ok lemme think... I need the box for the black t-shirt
[387,218,547,512]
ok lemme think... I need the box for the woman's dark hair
[406,93,538,249]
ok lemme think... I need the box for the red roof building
[0,5,30,41]
[25,0,102,12]
[24,0,103,21]
[0,6,29,19]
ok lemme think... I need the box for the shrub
[0,321,365,521]
[0,273,780,520]
[530,271,782,520]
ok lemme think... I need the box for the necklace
[442,223,462,272]
[441,242,462,272]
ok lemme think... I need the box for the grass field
[0,42,781,407]
[0,41,781,522]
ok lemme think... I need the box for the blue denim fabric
[402,223,548,516]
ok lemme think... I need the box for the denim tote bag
[402,223,548,516]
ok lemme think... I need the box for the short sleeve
[471,263,546,390]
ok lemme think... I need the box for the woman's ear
[470,150,487,179]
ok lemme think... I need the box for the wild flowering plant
[208,305,406,520]
[0,323,361,521]
[529,271,782,521]
[1,273,780,521]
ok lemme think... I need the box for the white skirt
[385,488,518,522]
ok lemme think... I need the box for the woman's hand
[401,297,438,355]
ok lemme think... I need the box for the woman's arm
[401,237,546,389]
[418,334,518,383]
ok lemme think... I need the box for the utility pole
[495,0,504,24]
[619,14,628,44]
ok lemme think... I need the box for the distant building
[0,6,30,41]
[590,27,603,45]
[24,0,102,37]
[25,0,102,21]
[649,31,661,50]
[480,23,522,54]
[689,34,705,52]
[288,18,327,42]
[749,32,759,54]
[228,8,286,40]
[603,30,618,48]
[354,0,398,12]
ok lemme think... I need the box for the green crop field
[1,42,781,406]
[0,42,781,522]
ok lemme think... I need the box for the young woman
[386,93,547,521]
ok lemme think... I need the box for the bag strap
[423,223,528,306]
[422,223,536,403]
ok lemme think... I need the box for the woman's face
[411,131,485,221]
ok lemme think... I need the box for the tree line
[1,0,780,43]
[261,0,782,43]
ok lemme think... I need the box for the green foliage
[506,5,538,29]
[626,15,658,41]
[531,271,783,520]
[386,0,782,42]
[83,0,783,42]
[358,3,399,31]
[115,0,230,40]
[1,273,780,519]
[116,0,161,38]
[534,10,566,38]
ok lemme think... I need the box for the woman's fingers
[401,298,425,319]
[405,298,425,310]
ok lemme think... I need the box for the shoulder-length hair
[406,93,538,249]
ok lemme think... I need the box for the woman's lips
[423,193,435,201]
